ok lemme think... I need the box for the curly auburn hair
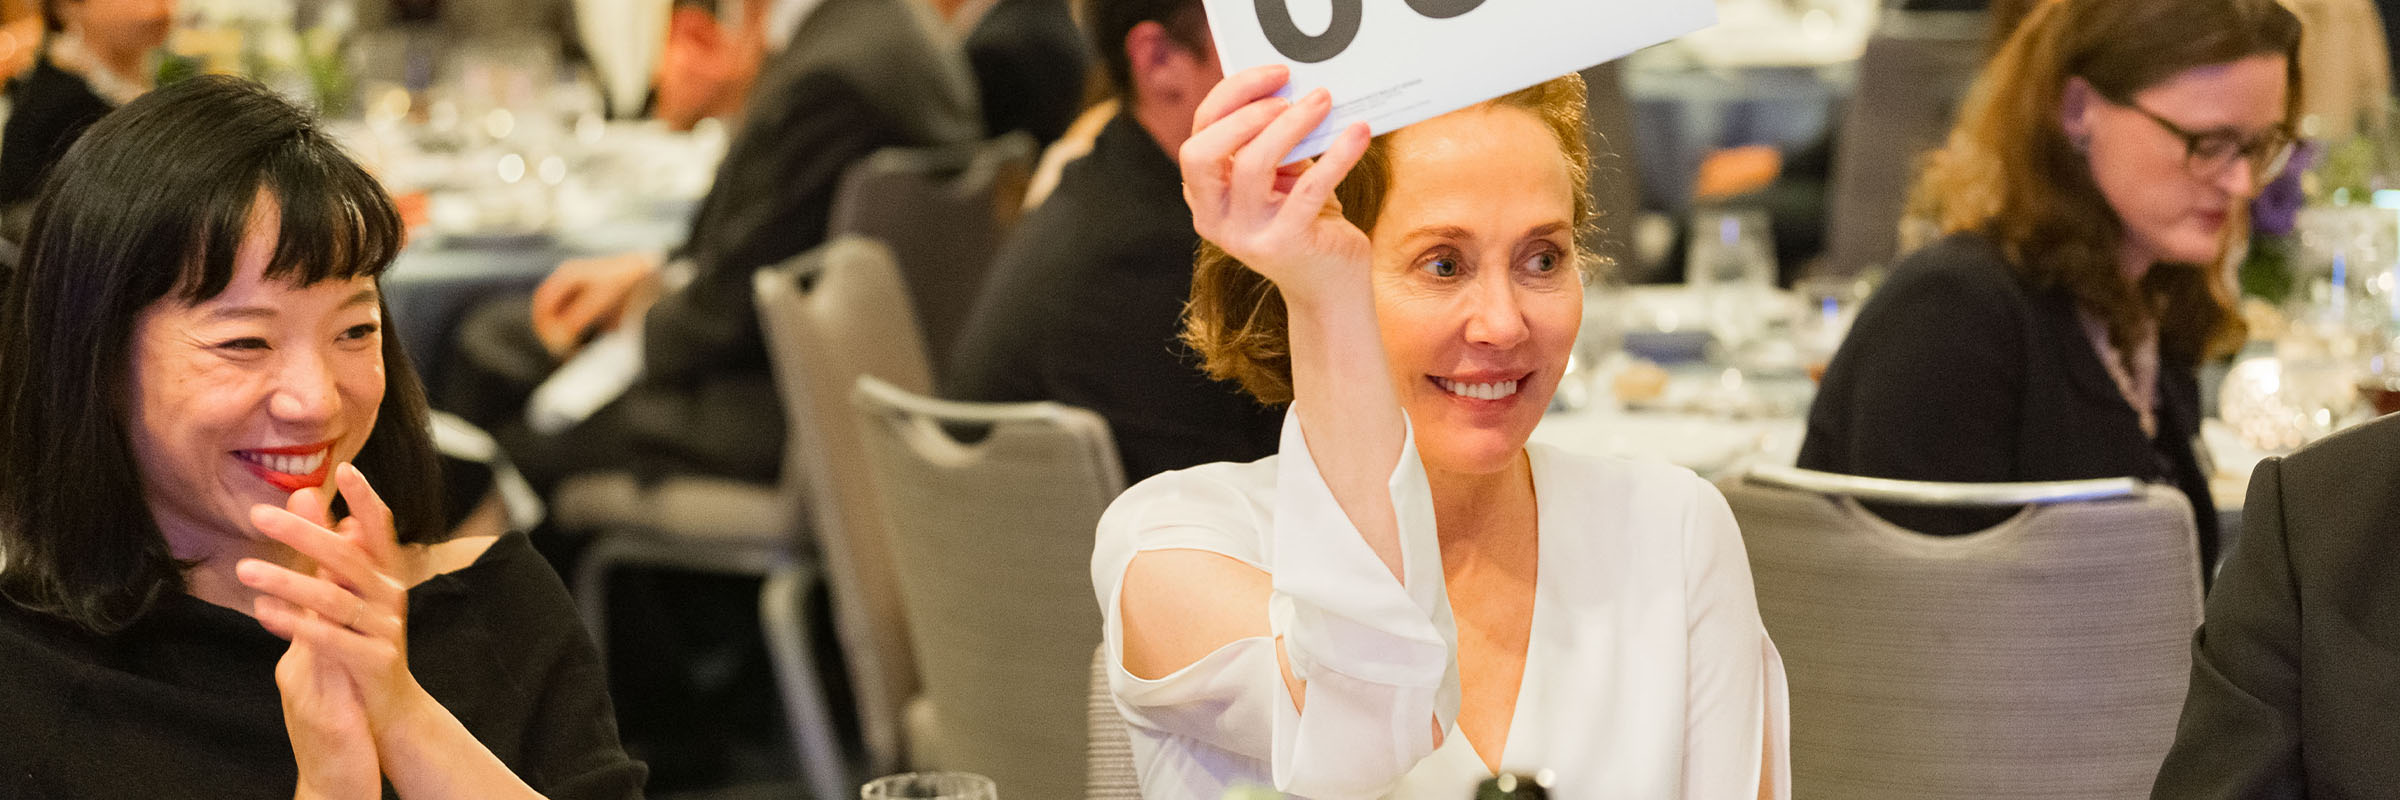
[1182,75,1598,405]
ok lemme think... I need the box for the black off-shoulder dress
[0,532,646,799]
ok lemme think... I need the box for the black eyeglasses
[2117,100,2296,189]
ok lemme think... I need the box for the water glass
[1684,207,1777,290]
[861,771,998,800]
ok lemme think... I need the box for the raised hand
[1178,65,1374,307]
[254,480,383,800]
[242,464,424,746]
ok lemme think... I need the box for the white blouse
[1092,411,1791,799]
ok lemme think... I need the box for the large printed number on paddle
[1255,0,1489,63]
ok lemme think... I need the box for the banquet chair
[551,237,920,800]
[828,132,1036,377]
[850,376,1124,799]
[1086,645,1141,800]
[753,235,940,784]
[1816,9,1989,277]
[1720,465,2202,800]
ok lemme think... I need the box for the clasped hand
[238,464,422,800]
[1178,65,1375,307]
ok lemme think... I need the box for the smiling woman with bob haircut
[0,75,643,798]
[1092,68,1789,797]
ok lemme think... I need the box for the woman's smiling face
[1368,102,1582,477]
[125,202,385,554]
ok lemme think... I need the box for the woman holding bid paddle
[1093,65,1789,798]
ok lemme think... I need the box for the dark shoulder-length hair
[0,75,440,634]
[1909,0,2302,366]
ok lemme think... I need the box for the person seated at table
[1096,66,1788,797]
[946,0,1284,483]
[1796,0,2299,568]
[2150,412,2400,797]
[0,75,643,798]
[0,0,171,216]
[441,0,980,496]
[953,0,1088,148]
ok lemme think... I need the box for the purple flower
[2251,140,2321,237]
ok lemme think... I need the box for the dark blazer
[1796,232,2218,565]
[942,113,1282,483]
[614,0,979,478]
[961,0,1089,147]
[2151,414,2400,798]
[0,55,113,209]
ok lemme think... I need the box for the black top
[0,54,115,208]
[2151,413,2400,798]
[943,113,1283,483]
[1796,232,2218,567]
[0,533,646,799]
[961,0,1089,147]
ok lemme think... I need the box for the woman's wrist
[368,676,442,749]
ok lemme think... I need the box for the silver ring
[344,598,366,630]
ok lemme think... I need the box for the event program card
[1204,0,1716,161]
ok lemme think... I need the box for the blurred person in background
[0,75,642,799]
[0,0,169,217]
[438,0,977,784]
[944,0,1288,483]
[950,0,1087,147]
[1797,0,2301,573]
[443,0,977,501]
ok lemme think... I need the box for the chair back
[829,133,1037,374]
[1085,645,1140,800]
[1817,10,1988,277]
[754,237,935,776]
[849,376,1124,798]
[1720,466,2202,800]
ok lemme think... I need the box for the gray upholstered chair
[1720,465,2203,800]
[753,235,938,784]
[1815,10,1989,277]
[849,376,1123,799]
[554,237,926,800]
[828,133,1035,375]
[1086,644,1140,800]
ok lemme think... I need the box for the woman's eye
[1527,251,1560,273]
[340,323,380,342]
[218,337,270,352]
[1421,255,1462,278]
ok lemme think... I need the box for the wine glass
[861,771,998,800]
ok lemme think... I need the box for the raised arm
[1107,66,1456,798]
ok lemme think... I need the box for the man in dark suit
[943,0,1285,483]
[444,0,981,495]
[2151,413,2400,797]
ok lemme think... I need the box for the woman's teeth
[238,450,326,476]
[1437,378,1520,400]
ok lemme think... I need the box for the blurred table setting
[323,35,725,382]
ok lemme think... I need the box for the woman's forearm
[375,685,546,800]
[1283,284,1409,582]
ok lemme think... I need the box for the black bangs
[172,114,405,304]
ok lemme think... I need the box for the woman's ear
[2059,76,2096,148]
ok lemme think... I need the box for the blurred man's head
[1083,0,1217,152]
[655,0,769,129]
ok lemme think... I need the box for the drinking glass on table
[862,771,998,800]
[1685,207,1780,362]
